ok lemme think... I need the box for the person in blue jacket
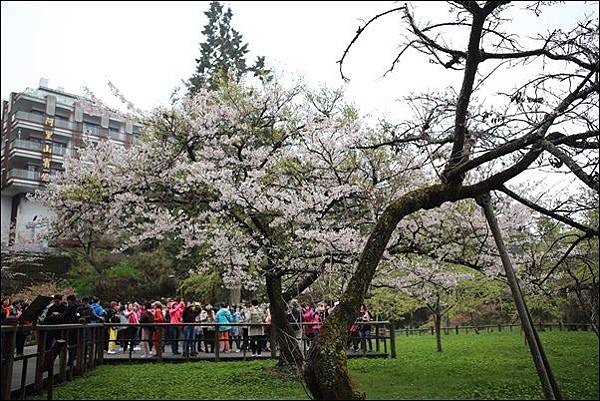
[91,297,105,323]
[215,303,233,352]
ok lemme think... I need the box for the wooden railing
[1,320,394,400]
[99,321,394,362]
[1,320,104,400]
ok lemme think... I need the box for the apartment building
[1,78,142,250]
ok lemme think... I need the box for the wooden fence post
[35,329,47,394]
[20,356,29,399]
[59,336,67,383]
[157,326,163,361]
[1,320,18,400]
[87,326,94,369]
[455,325,459,335]
[389,322,397,359]
[214,328,220,362]
[76,326,84,376]
[97,326,104,365]
[43,339,66,401]
[270,322,276,359]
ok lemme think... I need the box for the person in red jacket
[303,303,320,349]
[168,298,185,355]
[2,297,11,322]
[152,302,166,356]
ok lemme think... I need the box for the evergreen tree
[188,1,270,93]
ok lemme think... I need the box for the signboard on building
[41,116,54,183]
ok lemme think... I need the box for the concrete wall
[0,195,12,246]
[13,197,53,251]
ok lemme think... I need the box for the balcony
[14,111,44,124]
[109,131,127,142]
[55,118,75,131]
[7,168,39,181]
[7,168,60,182]
[53,145,72,156]
[83,124,101,136]
[10,139,73,156]
[12,139,42,151]
[14,111,78,133]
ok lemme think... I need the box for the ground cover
[31,331,598,400]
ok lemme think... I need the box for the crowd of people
[2,294,376,357]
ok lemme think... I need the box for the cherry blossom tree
[29,140,129,273]
[376,258,474,352]
[33,78,407,367]
[517,191,599,336]
[304,2,598,399]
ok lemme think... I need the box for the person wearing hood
[215,303,233,352]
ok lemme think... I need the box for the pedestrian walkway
[101,347,386,363]
[9,345,385,396]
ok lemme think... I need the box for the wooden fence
[3,320,590,399]
[1,320,104,400]
[399,322,593,336]
[1,320,394,400]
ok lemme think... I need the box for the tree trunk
[303,185,450,399]
[265,273,304,367]
[303,309,365,400]
[590,281,599,338]
[228,286,241,306]
[434,313,442,352]
[303,174,543,398]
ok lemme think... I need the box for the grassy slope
[33,331,598,400]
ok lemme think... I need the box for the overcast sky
[1,1,598,198]
[2,1,597,119]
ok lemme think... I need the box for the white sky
[2,1,597,119]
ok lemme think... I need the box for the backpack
[139,311,154,324]
[77,304,93,323]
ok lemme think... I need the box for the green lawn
[32,331,598,400]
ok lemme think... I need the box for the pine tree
[188,1,270,93]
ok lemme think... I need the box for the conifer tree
[188,1,270,93]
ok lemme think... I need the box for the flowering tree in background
[518,192,599,336]
[29,140,129,273]
[377,259,474,352]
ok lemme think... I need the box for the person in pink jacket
[303,303,320,349]
[169,298,185,354]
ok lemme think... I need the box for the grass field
[31,331,598,400]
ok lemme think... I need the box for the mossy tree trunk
[303,185,450,400]
[303,180,540,398]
